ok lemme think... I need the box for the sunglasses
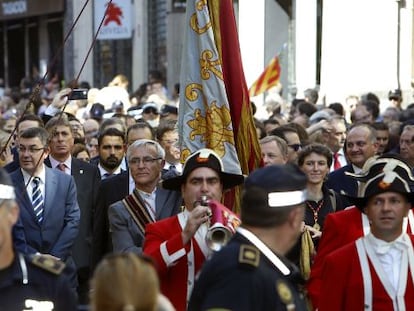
[288,144,302,152]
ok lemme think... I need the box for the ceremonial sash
[122,189,154,233]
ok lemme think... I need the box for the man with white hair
[108,139,182,254]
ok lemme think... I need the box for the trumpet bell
[205,223,232,252]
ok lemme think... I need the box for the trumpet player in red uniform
[143,149,244,311]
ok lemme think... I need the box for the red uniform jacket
[319,235,414,310]
[308,207,414,309]
[143,213,209,311]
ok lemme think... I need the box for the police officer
[188,164,308,311]
[0,168,76,311]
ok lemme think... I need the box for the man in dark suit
[108,139,182,254]
[10,127,80,290]
[91,170,129,270]
[44,115,101,304]
[91,127,127,179]
[326,124,378,205]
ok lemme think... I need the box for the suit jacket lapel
[71,158,80,179]
[44,157,52,168]
[14,170,38,224]
[155,188,166,219]
[43,167,58,221]
[155,188,182,219]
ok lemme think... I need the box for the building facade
[1,0,413,111]
[0,0,64,89]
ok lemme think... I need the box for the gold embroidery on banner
[180,149,191,163]
[185,83,205,103]
[186,102,235,157]
[200,50,223,80]
[196,0,207,11]
[190,0,211,35]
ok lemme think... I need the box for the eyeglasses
[129,157,162,166]
[288,144,302,152]
[18,146,45,154]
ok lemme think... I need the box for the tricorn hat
[162,149,244,191]
[345,154,414,208]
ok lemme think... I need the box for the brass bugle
[205,200,241,251]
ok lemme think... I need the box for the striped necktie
[32,177,44,223]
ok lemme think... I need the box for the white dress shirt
[366,233,406,292]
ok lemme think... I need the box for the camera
[68,89,88,100]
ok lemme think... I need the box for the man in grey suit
[10,127,80,289]
[108,139,182,254]
[44,114,101,305]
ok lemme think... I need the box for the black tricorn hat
[345,154,414,208]
[162,149,244,191]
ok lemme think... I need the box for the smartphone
[68,89,88,100]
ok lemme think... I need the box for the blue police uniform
[188,230,308,311]
[0,252,76,311]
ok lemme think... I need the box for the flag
[248,54,281,97]
[179,0,262,211]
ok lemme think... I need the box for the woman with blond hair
[90,253,165,311]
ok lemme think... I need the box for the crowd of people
[1,74,414,310]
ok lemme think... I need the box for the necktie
[333,152,341,170]
[32,177,44,223]
[57,163,66,172]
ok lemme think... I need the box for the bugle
[204,199,241,251]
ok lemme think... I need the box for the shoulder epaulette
[31,254,66,275]
[238,244,260,268]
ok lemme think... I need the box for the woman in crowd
[289,143,345,279]
[298,143,345,238]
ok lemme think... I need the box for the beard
[101,155,122,170]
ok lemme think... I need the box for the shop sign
[0,0,64,20]
[95,0,132,40]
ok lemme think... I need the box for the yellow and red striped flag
[248,54,281,97]
[179,0,262,211]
